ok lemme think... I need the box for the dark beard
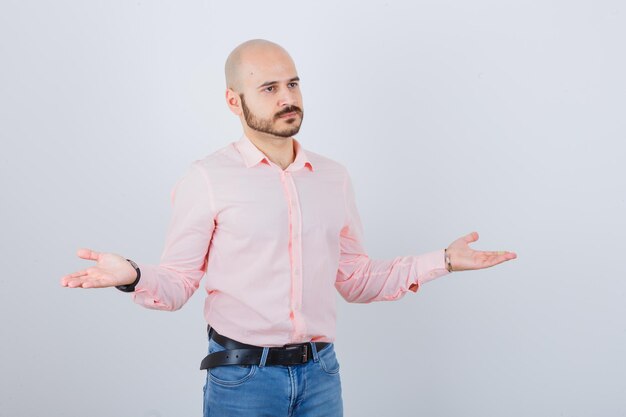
[240,94,303,138]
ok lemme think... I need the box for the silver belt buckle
[283,343,309,363]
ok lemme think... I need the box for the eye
[288,82,299,88]
[264,86,275,92]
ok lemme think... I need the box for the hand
[60,248,137,289]
[446,231,517,272]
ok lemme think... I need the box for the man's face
[231,48,304,138]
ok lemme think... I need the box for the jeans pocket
[209,364,257,386]
[207,339,258,386]
[318,343,340,375]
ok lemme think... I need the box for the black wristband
[116,259,141,292]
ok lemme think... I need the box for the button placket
[282,172,306,340]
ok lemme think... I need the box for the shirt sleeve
[334,169,450,303]
[131,161,216,311]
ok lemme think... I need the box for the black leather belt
[200,325,330,370]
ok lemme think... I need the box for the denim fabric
[202,335,343,417]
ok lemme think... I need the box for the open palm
[60,248,137,289]
[446,231,517,272]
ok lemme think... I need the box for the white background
[1,1,625,416]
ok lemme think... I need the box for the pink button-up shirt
[133,134,450,346]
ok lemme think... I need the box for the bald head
[225,39,295,92]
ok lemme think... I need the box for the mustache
[275,106,303,119]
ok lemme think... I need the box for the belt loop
[310,342,320,362]
[259,347,270,367]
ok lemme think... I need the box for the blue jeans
[202,335,343,417]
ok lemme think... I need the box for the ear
[225,88,243,116]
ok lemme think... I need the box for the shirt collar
[236,134,314,172]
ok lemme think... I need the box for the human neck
[244,128,295,170]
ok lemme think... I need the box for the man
[61,39,517,417]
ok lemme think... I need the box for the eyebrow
[257,77,300,89]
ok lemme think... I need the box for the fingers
[81,280,100,289]
[61,272,94,288]
[482,250,517,258]
[60,268,102,288]
[76,248,100,261]
[61,273,105,289]
[62,248,100,287]
[494,251,517,260]
[60,270,86,286]
[62,276,88,288]
[483,251,517,268]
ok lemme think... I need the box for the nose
[277,88,298,108]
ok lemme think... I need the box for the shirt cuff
[128,263,159,304]
[409,248,451,292]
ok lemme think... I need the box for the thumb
[76,248,100,261]
[463,231,479,244]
